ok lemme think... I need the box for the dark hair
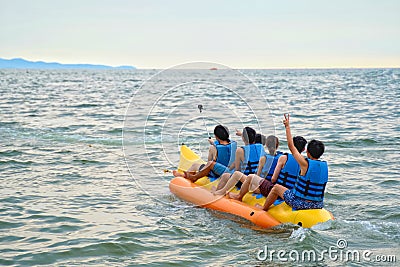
[214,125,229,141]
[266,135,279,155]
[293,136,307,153]
[242,127,256,144]
[307,139,325,159]
[255,134,267,146]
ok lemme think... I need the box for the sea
[0,67,399,266]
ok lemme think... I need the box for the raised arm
[283,114,308,172]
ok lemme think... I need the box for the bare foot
[186,172,198,182]
[172,170,185,177]
[210,186,217,194]
[228,192,241,200]
[213,189,226,196]
[255,203,264,210]
[211,187,225,196]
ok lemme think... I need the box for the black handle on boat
[198,104,211,139]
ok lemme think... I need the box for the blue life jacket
[292,159,328,202]
[208,140,237,178]
[276,153,300,189]
[241,143,264,175]
[260,151,283,181]
[214,140,237,167]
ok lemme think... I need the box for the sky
[1,0,399,69]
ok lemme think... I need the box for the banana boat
[169,145,334,228]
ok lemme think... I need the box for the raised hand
[208,138,214,145]
[235,128,242,136]
[283,113,290,128]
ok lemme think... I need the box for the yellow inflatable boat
[169,145,334,228]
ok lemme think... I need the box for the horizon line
[136,66,400,70]
[1,57,399,70]
[1,66,399,71]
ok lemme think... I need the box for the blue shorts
[283,190,324,210]
[205,162,231,181]
[211,162,230,177]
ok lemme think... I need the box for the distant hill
[0,58,135,70]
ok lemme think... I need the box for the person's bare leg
[229,174,251,200]
[260,184,288,211]
[215,172,231,191]
[187,161,216,182]
[214,171,245,196]
[248,175,263,193]
[174,163,203,178]
[172,170,185,177]
[187,163,202,173]
[229,174,262,200]
[173,170,197,178]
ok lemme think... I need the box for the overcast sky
[1,0,399,68]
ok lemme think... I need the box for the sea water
[0,68,399,266]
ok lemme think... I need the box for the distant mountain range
[0,58,135,70]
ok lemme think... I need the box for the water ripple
[0,69,399,266]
